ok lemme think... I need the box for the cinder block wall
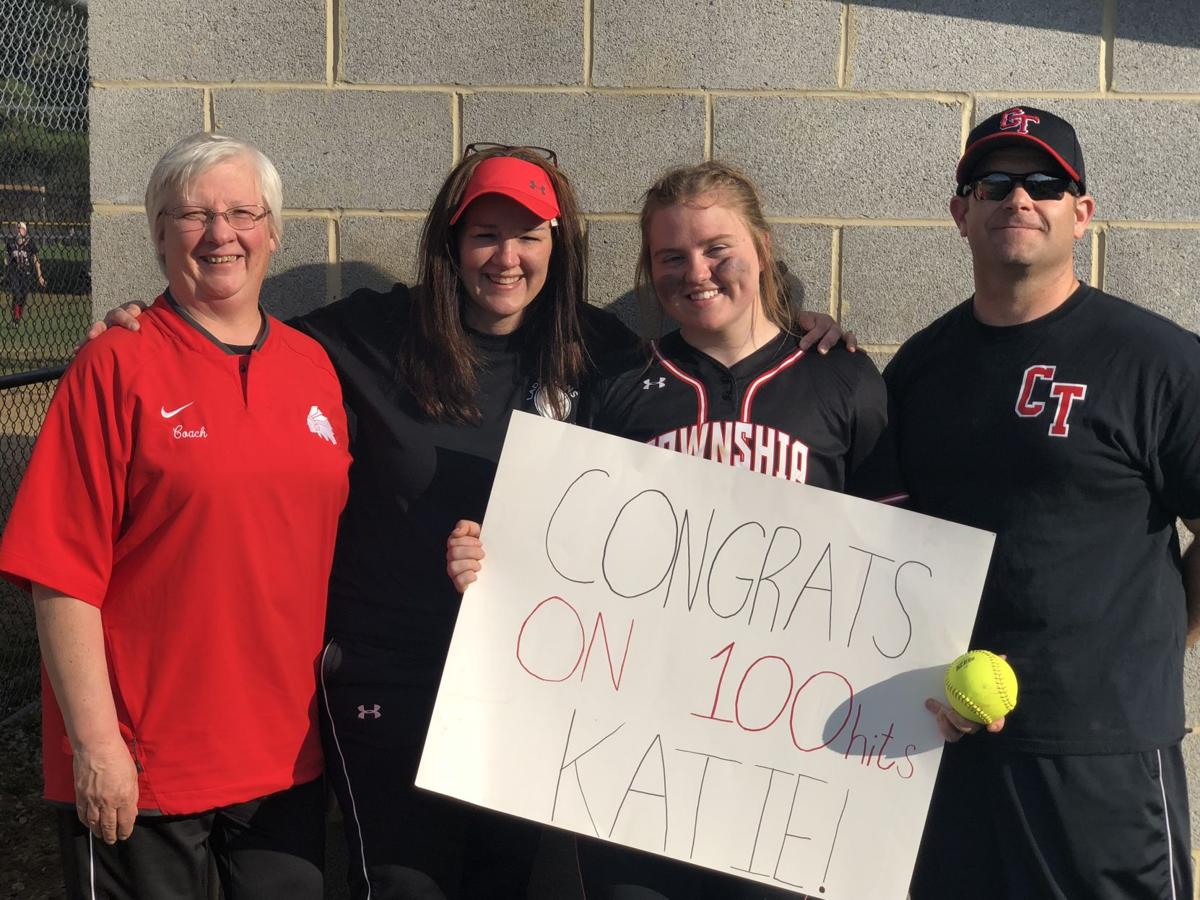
[88,0,1200,870]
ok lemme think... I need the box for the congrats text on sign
[417,413,994,899]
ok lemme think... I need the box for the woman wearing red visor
[300,146,637,899]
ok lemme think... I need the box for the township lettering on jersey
[649,421,809,482]
[585,331,902,502]
[646,340,811,482]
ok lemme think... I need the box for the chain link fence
[0,0,89,721]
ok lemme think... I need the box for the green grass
[34,243,89,264]
[0,290,89,373]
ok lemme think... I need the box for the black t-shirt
[291,284,638,658]
[886,284,1200,753]
[5,236,38,279]
[583,329,903,500]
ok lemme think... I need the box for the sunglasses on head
[962,171,1080,202]
[463,142,558,167]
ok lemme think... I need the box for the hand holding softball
[927,650,1018,743]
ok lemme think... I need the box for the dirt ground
[0,708,60,898]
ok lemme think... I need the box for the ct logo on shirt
[1015,365,1087,438]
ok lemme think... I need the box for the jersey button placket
[238,355,251,407]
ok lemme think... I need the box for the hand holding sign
[447,519,485,591]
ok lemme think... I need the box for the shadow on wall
[259,261,398,321]
[851,0,1198,48]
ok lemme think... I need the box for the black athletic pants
[578,837,812,899]
[9,274,30,320]
[910,738,1193,900]
[57,777,325,900]
[319,636,541,900]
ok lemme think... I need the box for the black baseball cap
[956,106,1086,195]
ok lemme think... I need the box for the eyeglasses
[161,205,271,232]
[463,142,558,167]
[962,172,1079,202]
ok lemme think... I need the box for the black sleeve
[580,304,641,362]
[1148,333,1200,520]
[578,345,648,434]
[845,351,907,503]
[285,283,406,339]
[578,305,642,431]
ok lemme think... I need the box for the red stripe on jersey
[652,340,708,426]
[740,347,806,421]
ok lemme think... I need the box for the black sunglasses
[463,142,558,167]
[963,171,1080,202]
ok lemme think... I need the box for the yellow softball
[944,650,1018,725]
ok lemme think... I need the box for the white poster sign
[418,412,994,899]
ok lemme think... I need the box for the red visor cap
[449,156,561,225]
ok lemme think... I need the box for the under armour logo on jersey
[643,377,666,390]
[999,107,1040,135]
[357,704,381,719]
[307,405,337,444]
[1015,364,1087,437]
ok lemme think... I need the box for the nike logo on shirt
[161,402,194,419]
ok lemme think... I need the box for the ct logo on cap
[999,108,1040,135]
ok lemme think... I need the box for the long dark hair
[399,146,587,422]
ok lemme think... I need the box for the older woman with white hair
[0,132,351,899]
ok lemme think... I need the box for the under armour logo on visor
[999,108,1040,135]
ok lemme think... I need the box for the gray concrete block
[974,99,1200,223]
[463,93,705,214]
[1186,644,1200,729]
[850,2,1099,91]
[89,0,325,82]
[585,219,644,334]
[1104,230,1200,333]
[713,98,961,219]
[1185,732,1200,855]
[90,88,205,206]
[593,0,839,89]
[1114,0,1200,93]
[90,212,164,318]
[774,225,833,314]
[840,226,1093,345]
[341,0,582,86]
[338,216,423,295]
[213,91,452,211]
[263,216,330,320]
[841,226,971,345]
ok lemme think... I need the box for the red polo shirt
[0,296,350,813]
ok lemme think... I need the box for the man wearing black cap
[886,106,1199,899]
